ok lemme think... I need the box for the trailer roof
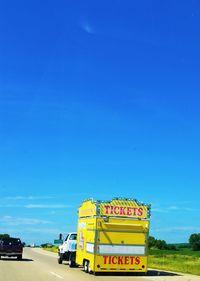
[78,198,151,219]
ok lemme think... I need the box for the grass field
[43,246,200,276]
[149,248,200,276]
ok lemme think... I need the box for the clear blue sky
[0,0,200,244]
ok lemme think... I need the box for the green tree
[0,234,10,239]
[148,236,176,250]
[189,233,200,251]
[155,239,168,250]
[148,236,156,248]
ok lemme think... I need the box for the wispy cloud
[0,216,50,226]
[25,204,72,209]
[154,226,200,233]
[5,195,54,200]
[25,227,64,235]
[0,204,17,208]
[152,208,169,213]
[80,21,94,34]
[152,204,198,214]
[168,206,179,210]
[0,202,72,209]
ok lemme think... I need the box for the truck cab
[58,232,77,265]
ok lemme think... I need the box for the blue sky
[0,0,200,244]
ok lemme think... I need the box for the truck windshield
[69,234,77,240]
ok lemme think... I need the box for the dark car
[0,237,23,260]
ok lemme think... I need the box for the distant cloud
[155,226,200,233]
[25,227,64,235]
[25,204,72,209]
[168,206,179,210]
[152,205,198,214]
[152,208,168,213]
[0,216,50,226]
[0,201,73,209]
[5,195,54,200]
[80,21,94,34]
[0,204,18,208]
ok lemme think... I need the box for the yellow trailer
[75,198,151,274]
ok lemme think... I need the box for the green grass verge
[43,246,58,253]
[149,248,200,276]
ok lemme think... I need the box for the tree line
[148,236,176,250]
[149,233,200,251]
[0,234,10,239]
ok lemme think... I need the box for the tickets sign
[103,255,140,265]
[100,199,149,219]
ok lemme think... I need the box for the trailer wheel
[88,262,93,274]
[84,260,89,273]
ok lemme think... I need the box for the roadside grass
[43,246,58,253]
[149,248,200,276]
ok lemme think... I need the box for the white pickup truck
[58,232,77,266]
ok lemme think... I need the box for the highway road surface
[0,247,199,281]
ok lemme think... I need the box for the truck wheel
[58,254,63,264]
[68,254,76,268]
[84,260,89,273]
[68,259,73,267]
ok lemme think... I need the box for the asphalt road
[0,248,199,281]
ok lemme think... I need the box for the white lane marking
[50,272,64,279]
